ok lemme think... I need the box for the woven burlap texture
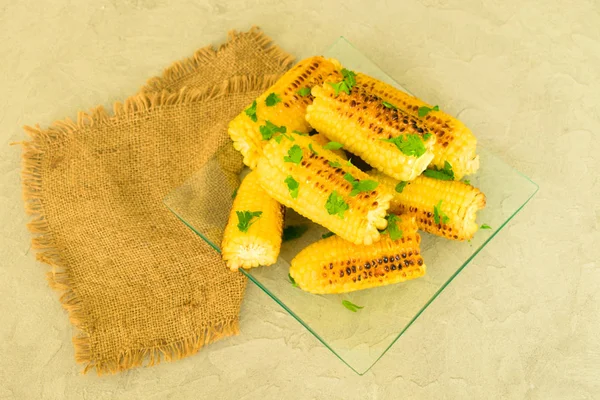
[21,27,294,375]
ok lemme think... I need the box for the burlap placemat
[20,27,294,375]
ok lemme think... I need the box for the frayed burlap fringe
[141,26,294,93]
[20,73,279,375]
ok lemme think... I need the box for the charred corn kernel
[355,73,479,179]
[290,215,425,294]
[228,56,338,169]
[221,171,284,270]
[369,170,486,241]
[310,133,347,160]
[255,134,392,245]
[305,71,435,181]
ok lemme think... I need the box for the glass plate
[164,37,539,375]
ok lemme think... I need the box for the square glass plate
[164,37,539,375]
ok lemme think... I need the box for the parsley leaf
[297,87,311,97]
[328,81,350,96]
[342,300,364,312]
[382,101,397,109]
[236,211,262,233]
[328,68,357,97]
[346,158,353,167]
[382,214,403,240]
[423,132,433,140]
[282,224,308,241]
[284,144,303,164]
[288,273,299,287]
[323,141,343,150]
[292,130,308,136]
[381,134,427,157]
[231,187,238,199]
[325,191,349,218]
[343,173,379,196]
[423,161,455,181]
[321,231,335,239]
[284,175,299,199]
[480,223,492,230]
[309,143,318,155]
[265,92,281,107]
[418,104,440,118]
[395,181,408,193]
[245,100,257,122]
[433,200,450,225]
[328,160,342,168]
[260,120,286,140]
[341,68,356,87]
[463,179,471,185]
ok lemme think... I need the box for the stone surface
[1,0,599,398]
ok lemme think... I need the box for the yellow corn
[228,56,338,169]
[369,170,486,241]
[255,134,392,245]
[221,171,284,270]
[290,215,425,294]
[310,132,347,160]
[305,70,436,182]
[355,73,479,179]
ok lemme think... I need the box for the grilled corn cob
[255,133,392,245]
[369,170,486,241]
[310,132,347,160]
[221,171,284,270]
[290,215,425,294]
[228,56,338,169]
[355,73,479,179]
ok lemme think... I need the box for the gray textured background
[1,0,599,398]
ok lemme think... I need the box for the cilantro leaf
[236,211,262,233]
[423,132,433,140]
[346,158,353,167]
[245,100,257,122]
[288,273,299,287]
[382,214,403,240]
[433,200,450,225]
[292,130,308,136]
[297,87,311,97]
[480,223,492,230]
[321,231,335,239]
[323,141,343,150]
[395,181,408,193]
[325,191,349,218]
[328,160,342,168]
[284,144,303,164]
[284,175,299,199]
[418,104,440,118]
[463,179,471,185]
[343,173,379,196]
[309,143,318,155]
[260,120,286,140]
[382,101,397,109]
[381,134,427,157]
[342,300,364,312]
[328,81,350,96]
[265,92,281,107]
[327,69,357,97]
[231,187,238,199]
[282,224,308,241]
[343,172,356,184]
[341,68,356,87]
[423,161,455,181]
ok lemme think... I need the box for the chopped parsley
[423,132,433,140]
[292,130,309,136]
[321,231,335,239]
[296,87,311,97]
[381,134,427,157]
[327,68,357,96]
[423,161,455,181]
[244,100,257,122]
[342,300,364,312]
[288,273,299,287]
[284,144,303,164]
[236,211,262,233]
[463,179,471,185]
[308,143,318,155]
[381,214,403,240]
[418,104,440,118]
[328,160,342,168]
[395,181,408,193]
[382,101,397,109]
[265,92,281,107]
[259,120,286,140]
[323,141,344,150]
[480,224,492,230]
[343,173,379,196]
[433,200,450,225]
[282,224,308,241]
[274,130,295,144]
[346,158,353,167]
[325,191,349,218]
[284,175,299,199]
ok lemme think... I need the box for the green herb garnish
[274,130,294,144]
[328,160,342,168]
[346,158,353,167]
[292,130,309,136]
[265,92,281,107]
[463,179,471,185]
[328,81,350,96]
[381,214,403,240]
[423,161,455,181]
[309,143,318,155]
[297,87,311,97]
[382,101,397,109]
[380,134,427,157]
[480,224,492,230]
[284,176,299,199]
[259,120,286,140]
[288,273,299,287]
[244,100,257,122]
[344,173,379,197]
[327,68,357,97]
[395,181,408,193]
[325,191,349,218]
[418,104,440,118]
[282,224,308,241]
[423,132,433,140]
[231,187,238,199]
[236,211,262,233]
[433,200,450,225]
[323,141,344,150]
[341,68,356,86]
[342,300,364,312]
[321,231,335,239]
[284,144,303,164]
